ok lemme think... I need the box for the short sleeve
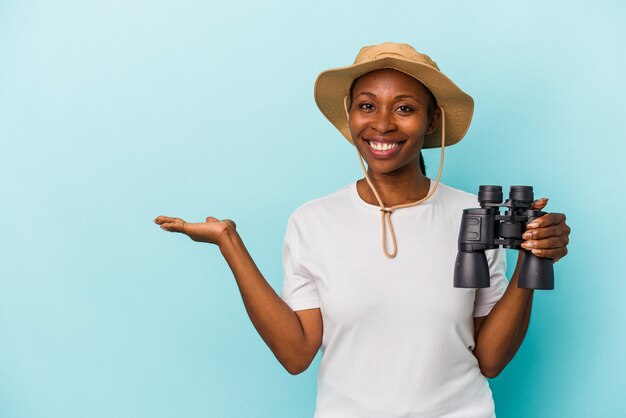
[279,217,321,311]
[473,248,508,317]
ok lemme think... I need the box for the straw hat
[314,42,474,148]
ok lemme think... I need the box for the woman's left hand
[520,198,570,263]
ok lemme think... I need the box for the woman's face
[348,69,438,176]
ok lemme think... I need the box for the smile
[365,139,405,156]
[367,140,399,151]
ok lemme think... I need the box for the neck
[356,166,431,208]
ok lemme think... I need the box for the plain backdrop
[1,1,625,417]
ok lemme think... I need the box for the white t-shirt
[280,180,508,418]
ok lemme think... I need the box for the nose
[371,107,397,133]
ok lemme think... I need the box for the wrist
[217,223,238,249]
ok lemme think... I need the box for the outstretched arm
[472,199,570,378]
[154,216,322,374]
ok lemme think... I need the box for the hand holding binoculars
[454,185,554,290]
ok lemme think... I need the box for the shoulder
[287,183,355,227]
[434,182,479,210]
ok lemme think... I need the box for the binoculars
[454,185,554,290]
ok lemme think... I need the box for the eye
[358,102,374,110]
[397,105,414,113]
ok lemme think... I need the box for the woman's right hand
[154,215,236,245]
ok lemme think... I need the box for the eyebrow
[355,92,422,102]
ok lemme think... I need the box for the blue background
[1,1,624,417]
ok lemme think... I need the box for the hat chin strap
[356,106,446,258]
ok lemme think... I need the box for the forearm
[474,252,534,377]
[218,228,309,373]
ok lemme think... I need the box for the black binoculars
[453,185,554,290]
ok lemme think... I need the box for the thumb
[222,219,237,229]
[531,198,549,210]
[206,216,220,223]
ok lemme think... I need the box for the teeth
[368,141,398,151]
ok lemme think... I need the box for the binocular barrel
[454,185,554,290]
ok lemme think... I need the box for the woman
[154,43,570,417]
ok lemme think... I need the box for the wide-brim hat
[314,42,474,149]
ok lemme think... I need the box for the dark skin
[349,69,438,207]
[154,68,570,377]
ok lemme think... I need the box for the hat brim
[314,57,474,149]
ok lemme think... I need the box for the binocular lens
[509,186,534,203]
[454,251,491,288]
[478,185,503,204]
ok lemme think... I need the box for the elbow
[477,358,505,378]
[280,353,314,375]
[276,339,320,375]
[283,360,310,375]
[285,365,305,375]
[474,348,507,378]
[480,366,502,379]
[475,353,503,378]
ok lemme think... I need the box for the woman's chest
[305,214,476,332]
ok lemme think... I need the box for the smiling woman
[154,42,571,418]
[346,69,445,258]
[348,69,439,176]
[350,69,437,171]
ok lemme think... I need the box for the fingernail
[531,249,543,255]
[523,241,534,248]
[523,232,532,239]
[527,222,539,228]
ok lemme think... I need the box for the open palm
[154,215,236,245]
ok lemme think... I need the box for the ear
[426,108,442,135]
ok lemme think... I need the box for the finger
[160,222,187,233]
[206,216,219,223]
[530,246,568,261]
[531,198,549,210]
[526,212,566,229]
[521,236,568,250]
[154,215,178,225]
[522,224,570,241]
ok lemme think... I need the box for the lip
[363,137,405,158]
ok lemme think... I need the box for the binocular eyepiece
[453,185,554,290]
